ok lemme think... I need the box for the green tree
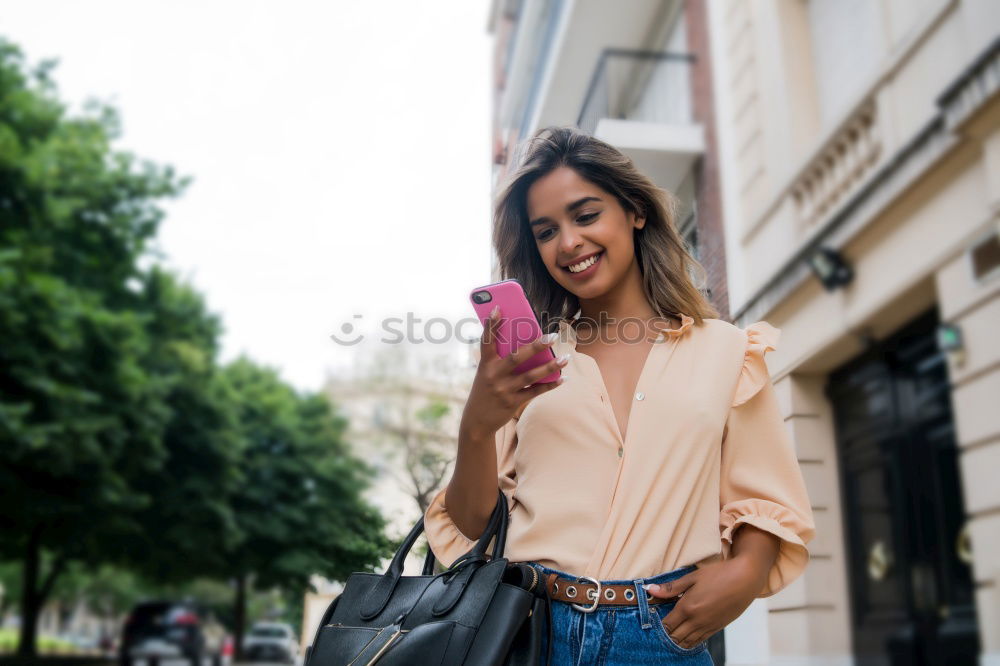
[0,38,188,657]
[0,37,394,659]
[220,359,392,658]
[120,266,244,583]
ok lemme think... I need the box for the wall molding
[734,36,1000,327]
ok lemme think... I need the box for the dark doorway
[826,307,980,665]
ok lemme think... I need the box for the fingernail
[490,305,499,318]
[643,583,658,592]
[556,353,570,365]
[541,332,558,343]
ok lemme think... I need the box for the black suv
[119,601,227,666]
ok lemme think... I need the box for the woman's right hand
[461,305,568,438]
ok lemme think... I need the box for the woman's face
[526,165,644,300]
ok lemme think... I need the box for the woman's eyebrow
[529,196,602,227]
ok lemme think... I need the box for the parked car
[241,622,298,664]
[119,601,228,666]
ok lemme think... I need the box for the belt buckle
[571,575,601,613]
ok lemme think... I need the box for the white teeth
[568,253,600,273]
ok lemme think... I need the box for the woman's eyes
[536,213,599,241]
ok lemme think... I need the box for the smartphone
[469,279,562,385]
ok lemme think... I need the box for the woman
[423,126,814,664]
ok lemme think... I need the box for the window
[674,169,698,260]
[679,212,699,261]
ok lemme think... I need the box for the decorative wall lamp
[806,246,854,291]
[937,321,965,367]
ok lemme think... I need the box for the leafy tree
[119,266,244,583]
[0,38,188,657]
[0,36,394,659]
[219,359,393,658]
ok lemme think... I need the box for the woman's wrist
[458,414,494,443]
[726,549,769,589]
[728,524,780,586]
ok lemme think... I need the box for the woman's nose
[558,225,583,253]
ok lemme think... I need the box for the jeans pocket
[649,602,708,656]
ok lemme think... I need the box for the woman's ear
[631,211,646,230]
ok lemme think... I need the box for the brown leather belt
[542,572,680,613]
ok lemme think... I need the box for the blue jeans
[528,562,714,665]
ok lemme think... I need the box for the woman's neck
[575,300,680,336]
[572,259,681,334]
[577,284,670,330]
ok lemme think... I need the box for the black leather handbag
[303,489,553,665]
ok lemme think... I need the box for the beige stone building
[709,1,1000,664]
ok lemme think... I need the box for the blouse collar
[556,308,694,346]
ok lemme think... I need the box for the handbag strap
[421,544,436,576]
[430,490,508,616]
[360,489,508,620]
[492,489,509,560]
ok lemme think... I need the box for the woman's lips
[563,251,603,279]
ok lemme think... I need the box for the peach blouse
[423,312,815,597]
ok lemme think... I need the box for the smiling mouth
[564,251,603,273]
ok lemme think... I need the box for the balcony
[577,49,704,191]
[578,50,696,132]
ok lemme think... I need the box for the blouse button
[635,391,645,400]
[617,446,623,458]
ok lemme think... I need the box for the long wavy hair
[493,125,719,334]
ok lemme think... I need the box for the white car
[242,622,298,664]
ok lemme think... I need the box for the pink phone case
[470,279,561,384]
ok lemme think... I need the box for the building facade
[709,0,1000,664]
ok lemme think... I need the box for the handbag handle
[428,490,509,617]
[421,489,509,574]
[452,489,508,565]
[421,544,436,576]
[360,489,508,620]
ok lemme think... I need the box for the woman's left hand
[644,526,779,649]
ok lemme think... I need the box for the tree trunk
[15,525,67,660]
[16,527,42,659]
[233,573,247,662]
[0,584,8,634]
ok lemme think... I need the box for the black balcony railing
[577,49,696,136]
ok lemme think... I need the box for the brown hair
[492,125,719,334]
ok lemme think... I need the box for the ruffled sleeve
[731,320,780,406]
[423,416,519,568]
[719,321,815,597]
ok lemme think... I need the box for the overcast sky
[1,0,493,391]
